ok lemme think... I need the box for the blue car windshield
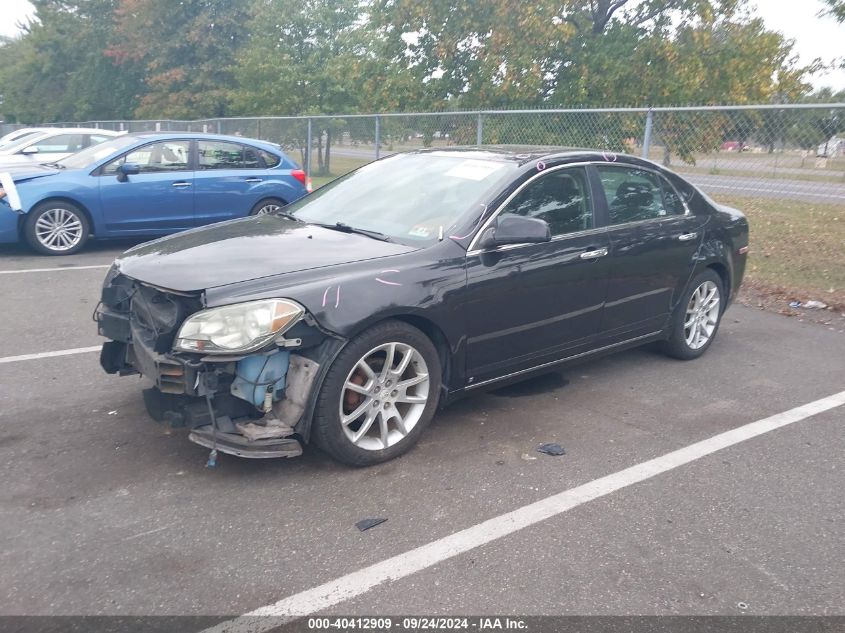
[286,153,516,244]
[59,135,139,169]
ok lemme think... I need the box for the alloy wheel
[34,208,84,252]
[255,203,282,216]
[684,280,720,350]
[339,342,430,451]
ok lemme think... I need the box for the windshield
[59,135,140,169]
[286,153,515,245]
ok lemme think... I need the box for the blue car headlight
[174,299,304,354]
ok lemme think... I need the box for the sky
[1,0,843,92]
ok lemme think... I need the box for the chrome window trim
[465,330,663,390]
[466,161,690,254]
[466,161,594,252]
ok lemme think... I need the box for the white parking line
[0,264,111,275]
[0,346,101,364]
[204,390,845,632]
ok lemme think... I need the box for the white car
[0,128,124,165]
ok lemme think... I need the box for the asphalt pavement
[0,242,843,626]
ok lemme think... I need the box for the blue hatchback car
[0,132,310,254]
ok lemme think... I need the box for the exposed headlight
[174,299,304,354]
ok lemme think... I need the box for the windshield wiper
[41,162,65,169]
[313,222,394,242]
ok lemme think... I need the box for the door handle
[243,178,263,183]
[172,181,192,188]
[678,232,698,241]
[580,247,608,259]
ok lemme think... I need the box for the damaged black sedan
[97,148,748,466]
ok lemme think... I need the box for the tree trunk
[317,133,324,173]
[324,128,332,175]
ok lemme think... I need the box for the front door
[99,140,195,233]
[463,166,611,386]
[593,164,707,341]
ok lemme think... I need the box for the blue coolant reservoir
[230,351,291,408]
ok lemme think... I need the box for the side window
[89,134,113,145]
[198,140,256,169]
[660,176,687,215]
[503,168,593,236]
[258,149,281,168]
[29,133,85,153]
[243,145,262,168]
[103,141,190,174]
[597,166,681,224]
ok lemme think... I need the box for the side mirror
[21,146,39,155]
[116,162,141,182]
[477,213,551,249]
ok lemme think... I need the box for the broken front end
[96,267,342,459]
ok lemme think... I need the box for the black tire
[660,269,724,360]
[312,320,442,466]
[249,197,287,216]
[24,201,90,255]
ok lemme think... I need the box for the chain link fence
[5,104,843,195]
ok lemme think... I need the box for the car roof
[412,145,659,169]
[131,131,282,148]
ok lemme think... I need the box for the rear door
[463,166,611,385]
[98,139,195,233]
[593,164,706,342]
[193,140,267,225]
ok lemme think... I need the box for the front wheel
[312,320,442,466]
[25,202,90,255]
[660,269,724,360]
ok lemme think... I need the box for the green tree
[0,0,143,123]
[231,0,363,174]
[108,0,252,119]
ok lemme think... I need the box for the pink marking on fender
[536,160,546,171]
[322,287,330,308]
[335,285,341,308]
[602,151,617,162]
[375,278,402,286]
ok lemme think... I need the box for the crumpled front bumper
[96,272,343,458]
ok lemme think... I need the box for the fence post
[642,108,654,159]
[306,118,312,182]
[476,112,483,146]
[217,119,222,134]
[375,115,381,160]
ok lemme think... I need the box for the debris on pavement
[521,453,537,461]
[789,300,828,309]
[356,518,387,532]
[107,410,118,415]
[536,442,566,456]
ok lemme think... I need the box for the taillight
[291,169,307,185]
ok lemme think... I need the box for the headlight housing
[174,299,304,354]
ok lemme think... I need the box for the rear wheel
[25,201,90,255]
[249,197,287,216]
[660,269,723,360]
[312,320,442,466]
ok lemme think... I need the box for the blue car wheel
[249,197,287,216]
[25,201,90,255]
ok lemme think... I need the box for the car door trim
[465,330,663,390]
[467,161,690,254]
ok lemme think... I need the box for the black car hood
[0,163,60,183]
[116,215,417,293]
